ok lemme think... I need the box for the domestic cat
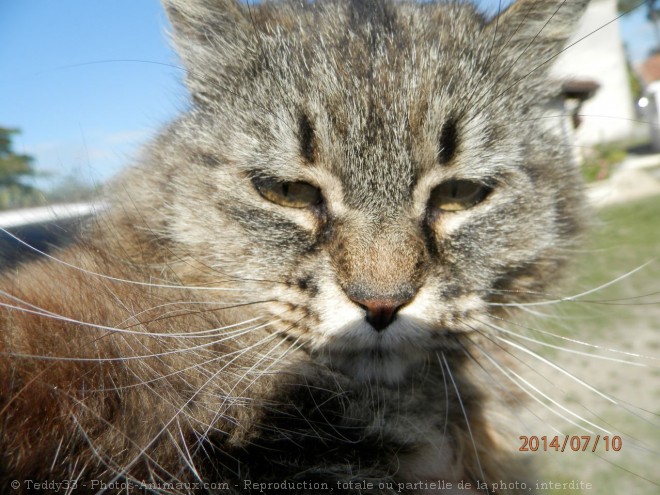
[3,0,651,493]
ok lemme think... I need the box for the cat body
[1,0,590,493]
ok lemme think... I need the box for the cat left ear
[488,0,590,77]
[163,0,255,104]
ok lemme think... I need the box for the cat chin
[315,347,427,385]
[308,314,455,384]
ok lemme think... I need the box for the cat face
[132,0,588,382]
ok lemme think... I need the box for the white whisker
[0,294,269,340]
[438,352,487,490]
[0,226,261,293]
[492,334,618,406]
[489,312,660,361]
[468,337,592,434]
[491,260,655,307]
[479,317,652,367]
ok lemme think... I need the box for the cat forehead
[246,9,495,209]
[260,2,486,91]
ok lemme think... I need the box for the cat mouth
[307,316,465,383]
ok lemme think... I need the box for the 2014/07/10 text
[519,435,622,452]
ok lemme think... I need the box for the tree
[0,127,45,210]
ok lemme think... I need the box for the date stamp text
[519,435,622,452]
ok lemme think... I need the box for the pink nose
[350,297,411,331]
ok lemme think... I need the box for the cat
[2,0,638,493]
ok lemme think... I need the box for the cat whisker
[67,398,182,494]
[0,226,270,292]
[0,294,277,340]
[486,312,660,363]
[488,259,656,307]
[453,0,507,122]
[438,351,487,492]
[467,332,596,434]
[477,316,653,368]
[0,288,62,317]
[508,303,569,320]
[489,332,617,407]
[208,341,352,453]
[232,324,305,389]
[491,112,658,129]
[483,287,660,307]
[3,319,281,364]
[50,437,65,473]
[167,424,204,489]
[120,299,278,329]
[456,335,560,440]
[436,346,451,455]
[302,395,357,445]
[460,0,545,128]
[101,365,237,488]
[494,292,660,307]
[462,330,572,432]
[168,324,306,470]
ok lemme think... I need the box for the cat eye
[254,179,322,208]
[429,180,491,212]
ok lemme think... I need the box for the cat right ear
[488,0,590,78]
[163,0,254,105]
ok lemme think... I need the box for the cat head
[123,0,589,382]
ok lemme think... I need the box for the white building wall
[551,0,635,145]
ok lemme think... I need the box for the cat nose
[351,296,411,331]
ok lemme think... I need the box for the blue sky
[0,0,183,189]
[0,0,654,190]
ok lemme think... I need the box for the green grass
[549,194,660,338]
[580,194,660,285]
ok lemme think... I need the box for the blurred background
[0,1,658,494]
